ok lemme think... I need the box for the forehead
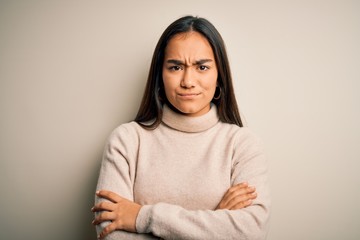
[164,31,214,58]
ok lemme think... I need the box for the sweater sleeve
[135,129,271,240]
[95,124,160,240]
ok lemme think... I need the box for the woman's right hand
[92,190,142,239]
[215,182,257,210]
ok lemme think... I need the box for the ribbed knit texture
[95,105,270,240]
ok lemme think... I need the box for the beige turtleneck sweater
[95,105,270,240]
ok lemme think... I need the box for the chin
[177,107,196,114]
[176,105,209,117]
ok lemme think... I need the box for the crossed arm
[92,183,257,239]
[92,126,270,239]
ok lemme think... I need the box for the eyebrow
[165,59,213,65]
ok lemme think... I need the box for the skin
[215,182,257,210]
[162,31,218,117]
[92,31,257,239]
[92,191,141,238]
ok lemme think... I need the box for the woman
[92,16,270,239]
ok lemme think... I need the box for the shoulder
[236,126,262,148]
[106,121,144,147]
[217,122,260,140]
[217,122,263,149]
[218,125,267,169]
[111,121,142,136]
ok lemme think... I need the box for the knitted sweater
[95,105,271,240]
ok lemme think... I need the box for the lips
[178,93,200,96]
[177,92,201,99]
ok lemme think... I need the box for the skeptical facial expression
[162,31,218,117]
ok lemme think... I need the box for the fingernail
[96,191,100,195]
[91,207,94,211]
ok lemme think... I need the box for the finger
[221,187,256,210]
[92,211,116,225]
[98,222,118,239]
[227,183,251,196]
[91,201,115,212]
[220,183,248,204]
[230,199,253,210]
[96,190,122,203]
[231,182,249,192]
[227,192,257,210]
[222,185,255,207]
[216,184,247,209]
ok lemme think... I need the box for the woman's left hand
[215,182,257,210]
[91,190,142,239]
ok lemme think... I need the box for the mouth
[177,92,201,99]
[178,93,201,96]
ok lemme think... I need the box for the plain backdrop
[0,1,359,239]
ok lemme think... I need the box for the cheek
[162,72,176,98]
[203,72,218,91]
[163,83,172,98]
[207,85,217,99]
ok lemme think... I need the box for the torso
[132,120,240,210]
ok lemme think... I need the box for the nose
[180,67,195,88]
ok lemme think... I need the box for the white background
[0,1,359,239]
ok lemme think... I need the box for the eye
[199,65,209,71]
[169,66,182,71]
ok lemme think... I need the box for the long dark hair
[135,16,243,129]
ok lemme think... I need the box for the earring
[213,86,221,100]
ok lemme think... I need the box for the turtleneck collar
[161,104,219,133]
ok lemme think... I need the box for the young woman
[92,16,270,239]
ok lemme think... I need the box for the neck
[161,104,219,133]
